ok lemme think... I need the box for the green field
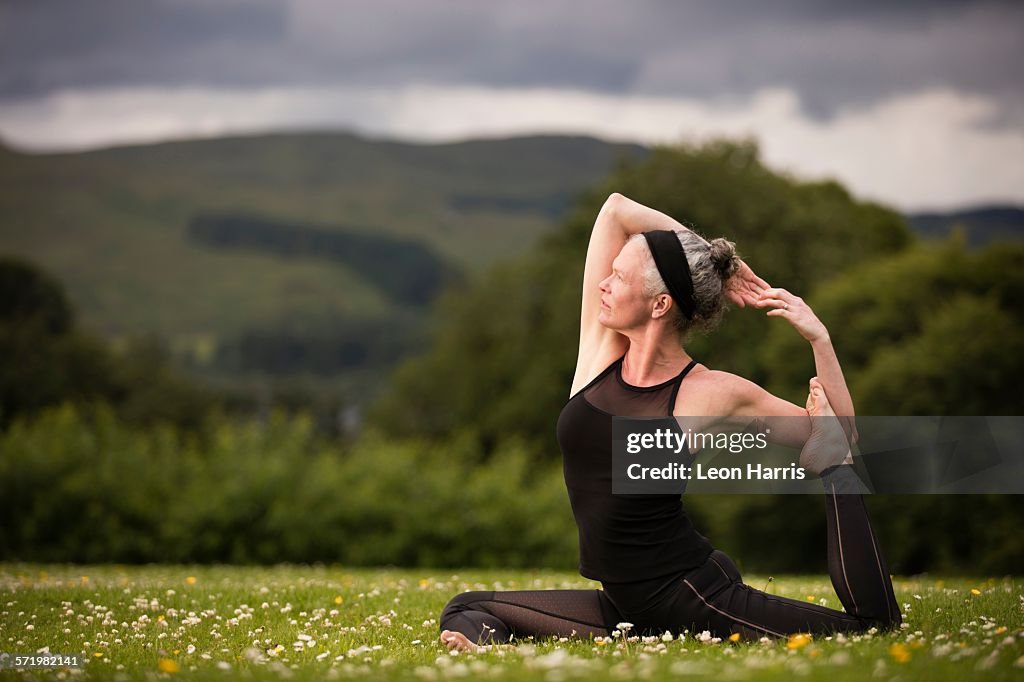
[0,565,1020,680]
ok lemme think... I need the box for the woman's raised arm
[573,194,694,392]
[754,287,859,444]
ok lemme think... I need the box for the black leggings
[440,486,901,643]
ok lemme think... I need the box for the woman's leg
[821,469,902,627]
[440,588,621,647]
[668,538,898,642]
[810,378,901,628]
[653,386,901,640]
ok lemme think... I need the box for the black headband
[642,230,696,320]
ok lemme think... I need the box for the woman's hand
[724,259,770,308]
[755,287,829,343]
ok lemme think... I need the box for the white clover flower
[697,630,712,643]
[616,622,634,631]
[662,631,674,642]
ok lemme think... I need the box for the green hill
[906,206,1024,246]
[0,132,645,401]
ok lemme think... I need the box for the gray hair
[628,231,740,338]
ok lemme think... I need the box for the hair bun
[708,237,739,280]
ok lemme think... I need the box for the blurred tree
[0,256,74,334]
[759,236,1024,412]
[0,256,217,430]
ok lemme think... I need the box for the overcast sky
[1,0,1021,210]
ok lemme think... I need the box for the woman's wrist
[808,328,831,347]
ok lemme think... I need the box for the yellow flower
[419,579,430,588]
[80,576,90,584]
[786,633,812,650]
[158,659,179,673]
[93,652,103,658]
[595,639,607,646]
[728,633,741,643]
[995,626,1007,634]
[334,595,344,605]
[805,595,815,602]
[889,643,911,663]
[970,588,982,596]
[185,576,197,586]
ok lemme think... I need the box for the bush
[0,404,577,568]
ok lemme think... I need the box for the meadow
[0,564,1020,681]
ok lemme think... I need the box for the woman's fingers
[745,269,771,291]
[759,287,796,301]
[754,296,789,310]
[724,261,771,309]
[756,287,803,311]
[725,279,767,308]
[757,288,828,342]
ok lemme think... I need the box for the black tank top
[556,355,713,583]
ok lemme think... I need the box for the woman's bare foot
[800,378,853,476]
[440,630,483,653]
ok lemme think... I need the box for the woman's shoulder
[675,366,764,415]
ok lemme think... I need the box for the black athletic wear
[440,355,901,643]
[557,356,712,584]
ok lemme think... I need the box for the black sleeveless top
[556,355,713,583]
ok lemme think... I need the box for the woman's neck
[620,332,691,387]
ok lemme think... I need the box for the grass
[0,564,1020,680]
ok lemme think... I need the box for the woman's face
[597,239,653,331]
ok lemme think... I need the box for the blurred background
[1,0,1022,574]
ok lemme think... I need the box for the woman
[439,193,901,650]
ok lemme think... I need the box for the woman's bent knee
[439,591,510,644]
[440,591,493,627]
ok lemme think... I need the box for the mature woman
[439,193,900,649]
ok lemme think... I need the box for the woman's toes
[440,630,479,652]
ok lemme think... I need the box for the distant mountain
[0,132,646,400]
[906,206,1024,246]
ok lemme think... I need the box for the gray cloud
[0,0,1021,121]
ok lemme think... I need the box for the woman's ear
[651,293,673,319]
